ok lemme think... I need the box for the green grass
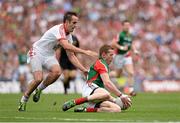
[0,93,180,122]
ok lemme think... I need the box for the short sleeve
[51,25,66,40]
[94,60,108,74]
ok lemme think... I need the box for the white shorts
[18,65,30,75]
[82,83,101,108]
[82,83,99,97]
[27,47,59,72]
[113,54,132,69]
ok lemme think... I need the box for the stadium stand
[0,0,179,92]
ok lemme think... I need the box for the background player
[18,11,97,111]
[17,46,30,92]
[56,35,80,94]
[112,20,139,96]
[62,45,131,112]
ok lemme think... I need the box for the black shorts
[60,59,76,70]
[59,38,79,70]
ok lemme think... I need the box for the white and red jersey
[33,24,73,56]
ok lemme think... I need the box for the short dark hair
[63,11,78,23]
[122,20,130,25]
[99,44,113,57]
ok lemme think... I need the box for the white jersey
[33,24,73,56]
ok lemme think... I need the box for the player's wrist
[120,46,124,50]
[120,46,127,50]
[83,69,88,73]
[118,93,122,97]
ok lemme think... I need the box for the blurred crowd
[0,0,180,82]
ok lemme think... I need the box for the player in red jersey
[62,45,131,112]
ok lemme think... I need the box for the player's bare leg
[18,71,43,111]
[62,88,111,111]
[33,65,61,102]
[98,101,121,112]
[69,70,77,92]
[74,101,121,112]
[124,64,136,96]
[19,74,27,92]
[86,88,111,101]
[116,69,123,78]
[62,70,70,94]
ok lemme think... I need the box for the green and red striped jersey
[87,58,109,88]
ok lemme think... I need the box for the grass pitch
[0,92,180,122]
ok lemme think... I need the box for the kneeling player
[62,45,131,112]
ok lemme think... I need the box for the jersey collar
[63,24,70,35]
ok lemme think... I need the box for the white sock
[37,83,46,91]
[21,95,29,103]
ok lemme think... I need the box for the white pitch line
[0,116,180,123]
[1,116,127,122]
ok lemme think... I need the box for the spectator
[0,0,179,83]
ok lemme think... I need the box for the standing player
[62,45,131,112]
[17,46,30,92]
[56,35,80,94]
[112,20,139,96]
[18,11,97,111]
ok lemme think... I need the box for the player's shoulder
[94,59,107,68]
[45,24,64,36]
[93,59,109,72]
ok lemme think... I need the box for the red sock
[74,97,88,105]
[86,108,98,112]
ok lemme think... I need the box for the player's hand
[120,95,132,108]
[133,50,141,61]
[83,71,88,78]
[134,50,140,55]
[121,45,128,51]
[85,50,98,58]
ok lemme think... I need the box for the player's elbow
[59,40,71,51]
[62,44,71,51]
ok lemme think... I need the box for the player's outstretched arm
[100,73,122,97]
[66,50,88,73]
[59,39,98,57]
[101,73,131,107]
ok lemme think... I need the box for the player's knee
[51,70,61,78]
[34,77,43,83]
[117,70,123,76]
[101,93,111,100]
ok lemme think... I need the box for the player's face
[67,15,78,33]
[123,22,130,32]
[105,49,114,65]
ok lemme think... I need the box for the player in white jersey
[18,11,97,111]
